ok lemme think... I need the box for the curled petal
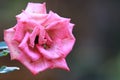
[13,20,39,43]
[42,11,67,26]
[18,54,51,75]
[38,25,46,45]
[36,41,63,59]
[45,32,53,46]
[37,20,75,59]
[29,26,40,47]
[13,22,25,43]
[46,19,70,39]
[46,20,75,57]
[19,32,41,61]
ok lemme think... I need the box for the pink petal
[42,11,66,26]
[13,22,25,43]
[61,37,75,57]
[16,11,48,24]
[44,32,53,46]
[68,23,75,33]
[16,11,29,21]
[18,32,41,61]
[18,54,51,75]
[29,26,40,47]
[36,40,63,59]
[25,2,46,14]
[22,20,37,30]
[46,19,70,39]
[16,2,47,24]
[38,25,46,45]
[50,58,70,71]
[13,20,38,43]
[4,28,21,60]
[46,19,75,57]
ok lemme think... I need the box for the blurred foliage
[0,41,20,73]
[0,50,9,57]
[0,42,9,57]
[0,66,20,73]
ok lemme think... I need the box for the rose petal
[4,28,20,60]
[16,11,48,24]
[25,2,46,14]
[36,39,63,59]
[45,19,75,57]
[42,11,67,26]
[38,25,46,45]
[29,26,40,47]
[50,58,70,71]
[13,22,25,43]
[36,20,75,59]
[44,32,53,46]
[19,32,41,61]
[69,23,74,33]
[46,19,70,39]
[13,20,39,43]
[18,53,51,75]
[16,2,47,24]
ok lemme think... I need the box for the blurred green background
[0,0,120,80]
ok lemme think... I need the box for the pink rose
[4,2,75,75]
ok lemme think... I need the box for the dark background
[0,0,120,80]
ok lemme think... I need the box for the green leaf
[0,41,9,57]
[0,66,20,73]
[0,49,9,57]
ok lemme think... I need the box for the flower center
[34,35,39,44]
[34,35,51,49]
[42,43,50,49]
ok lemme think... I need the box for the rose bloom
[4,2,75,75]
